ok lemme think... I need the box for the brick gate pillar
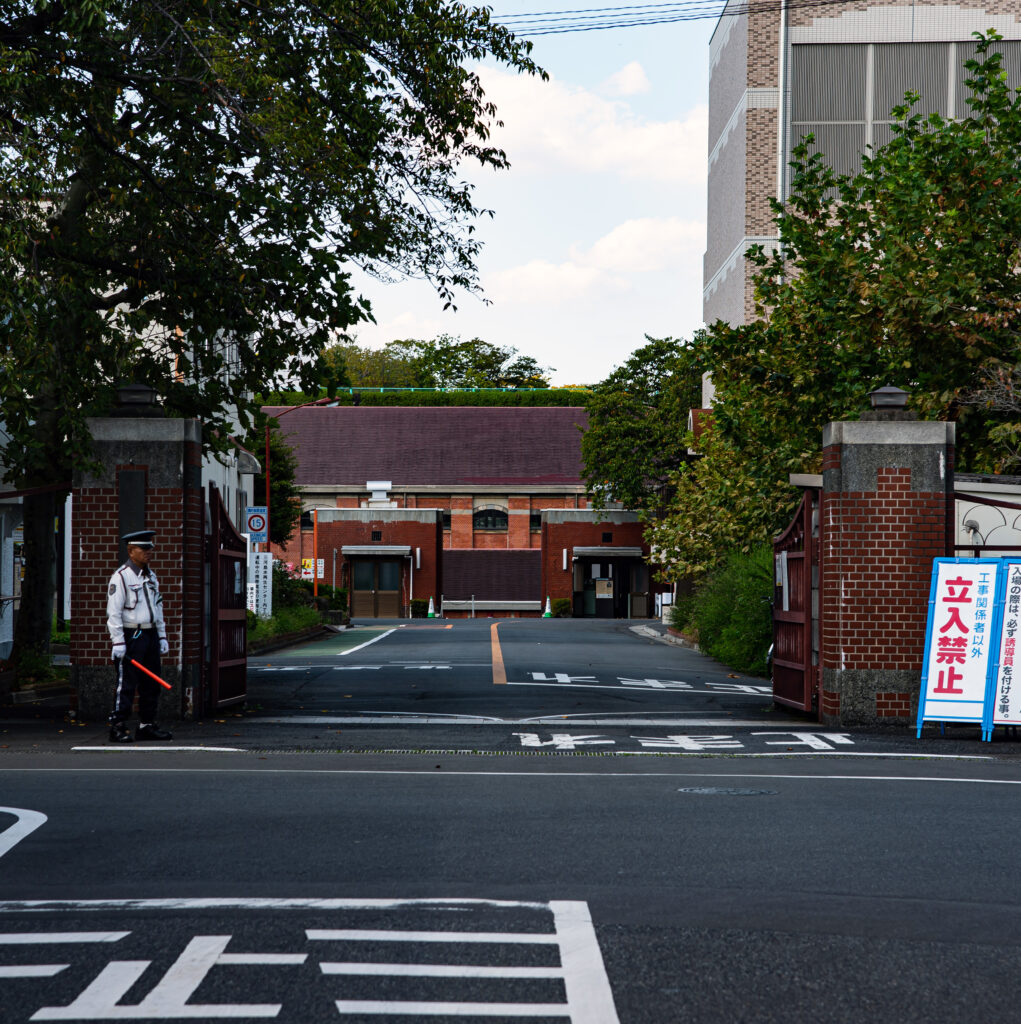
[819,417,955,727]
[70,417,204,722]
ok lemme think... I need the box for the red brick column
[819,419,955,726]
[450,496,473,548]
[71,418,204,722]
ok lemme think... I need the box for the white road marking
[0,965,68,977]
[0,807,47,860]
[320,962,564,978]
[247,716,803,726]
[514,733,616,750]
[0,934,129,944]
[331,1000,570,1017]
[309,929,558,944]
[3,899,618,1024]
[71,748,244,753]
[0,898,548,913]
[31,935,307,1020]
[551,900,619,1024]
[508,680,772,697]
[340,630,396,656]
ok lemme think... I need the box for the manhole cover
[677,787,777,796]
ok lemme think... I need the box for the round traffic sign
[247,513,266,533]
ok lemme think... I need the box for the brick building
[268,405,660,618]
[703,0,1021,404]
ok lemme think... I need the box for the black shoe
[108,723,133,744]
[136,723,173,741]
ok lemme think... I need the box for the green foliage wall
[682,546,774,678]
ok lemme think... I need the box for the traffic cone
[543,596,552,618]
[427,597,436,618]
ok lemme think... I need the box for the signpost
[990,559,1021,733]
[301,558,325,581]
[917,558,1001,740]
[249,551,273,619]
[245,506,268,545]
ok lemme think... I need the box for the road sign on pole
[245,506,268,544]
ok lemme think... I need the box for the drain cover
[677,786,777,796]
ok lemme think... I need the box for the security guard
[106,529,173,743]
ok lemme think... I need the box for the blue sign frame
[917,558,1002,741]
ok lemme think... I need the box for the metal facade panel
[873,42,949,119]
[790,44,867,122]
[790,123,867,178]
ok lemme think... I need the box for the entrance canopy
[341,545,411,556]
[572,546,643,558]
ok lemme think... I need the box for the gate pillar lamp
[867,385,909,410]
[264,396,339,552]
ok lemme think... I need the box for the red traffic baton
[130,659,172,690]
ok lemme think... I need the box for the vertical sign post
[990,559,1021,736]
[249,551,273,619]
[917,558,1001,740]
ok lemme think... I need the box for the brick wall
[818,419,955,725]
[540,517,649,606]
[311,514,443,611]
[71,418,204,721]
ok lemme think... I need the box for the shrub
[272,561,312,608]
[685,544,774,677]
[410,598,430,618]
[318,585,348,613]
[552,598,572,618]
[247,606,321,645]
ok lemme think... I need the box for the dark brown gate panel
[206,482,247,711]
[350,558,402,618]
[772,489,820,712]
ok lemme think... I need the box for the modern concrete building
[703,0,1021,403]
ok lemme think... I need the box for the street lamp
[263,396,339,554]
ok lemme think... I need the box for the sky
[345,5,717,387]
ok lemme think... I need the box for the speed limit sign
[246,506,268,543]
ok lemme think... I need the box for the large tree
[314,335,552,391]
[0,0,542,662]
[649,35,1021,580]
[580,336,700,514]
[386,335,553,388]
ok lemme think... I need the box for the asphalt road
[1,619,1019,1022]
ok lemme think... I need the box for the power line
[494,0,856,34]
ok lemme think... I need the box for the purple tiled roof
[266,406,589,487]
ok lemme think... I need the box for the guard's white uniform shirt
[106,562,166,645]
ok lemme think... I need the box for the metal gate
[953,490,1021,557]
[772,488,820,712]
[206,482,247,711]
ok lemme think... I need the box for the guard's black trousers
[110,629,162,724]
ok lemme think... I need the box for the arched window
[473,507,508,532]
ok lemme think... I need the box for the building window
[602,532,613,543]
[530,513,542,532]
[473,507,508,532]
[442,512,451,531]
[300,511,313,531]
[371,530,382,542]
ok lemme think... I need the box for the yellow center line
[491,622,507,686]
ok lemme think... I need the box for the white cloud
[485,216,704,305]
[574,217,705,274]
[477,66,706,184]
[601,61,651,97]
[486,260,612,305]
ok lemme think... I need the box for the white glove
[111,643,126,661]
[159,638,169,656]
